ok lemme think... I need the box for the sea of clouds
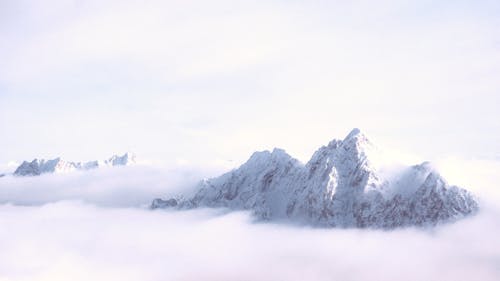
[0,159,499,281]
[0,165,216,207]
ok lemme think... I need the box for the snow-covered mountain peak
[344,127,362,138]
[306,129,383,197]
[245,148,298,168]
[152,129,478,228]
[105,152,136,166]
[341,127,371,148]
[308,129,376,170]
[339,128,374,157]
[249,148,290,158]
[12,153,137,176]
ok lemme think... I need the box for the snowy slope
[13,153,136,176]
[152,129,478,228]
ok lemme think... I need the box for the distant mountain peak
[105,152,137,166]
[152,129,478,229]
[13,153,136,176]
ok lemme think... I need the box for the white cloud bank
[0,201,499,281]
[0,158,499,281]
[0,165,222,207]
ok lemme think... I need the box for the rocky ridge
[152,129,478,228]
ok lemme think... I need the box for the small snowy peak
[386,162,435,198]
[271,148,292,159]
[53,159,80,173]
[151,198,178,209]
[12,153,137,176]
[152,129,478,228]
[14,160,43,176]
[82,160,99,170]
[12,158,77,176]
[346,127,361,137]
[13,158,77,176]
[104,152,136,167]
[240,149,300,177]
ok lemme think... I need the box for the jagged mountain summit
[13,152,136,176]
[152,129,478,228]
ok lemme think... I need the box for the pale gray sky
[1,0,499,168]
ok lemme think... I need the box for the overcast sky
[1,3,500,279]
[1,0,499,168]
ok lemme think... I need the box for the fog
[0,165,223,207]
[0,159,499,281]
[0,201,499,281]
